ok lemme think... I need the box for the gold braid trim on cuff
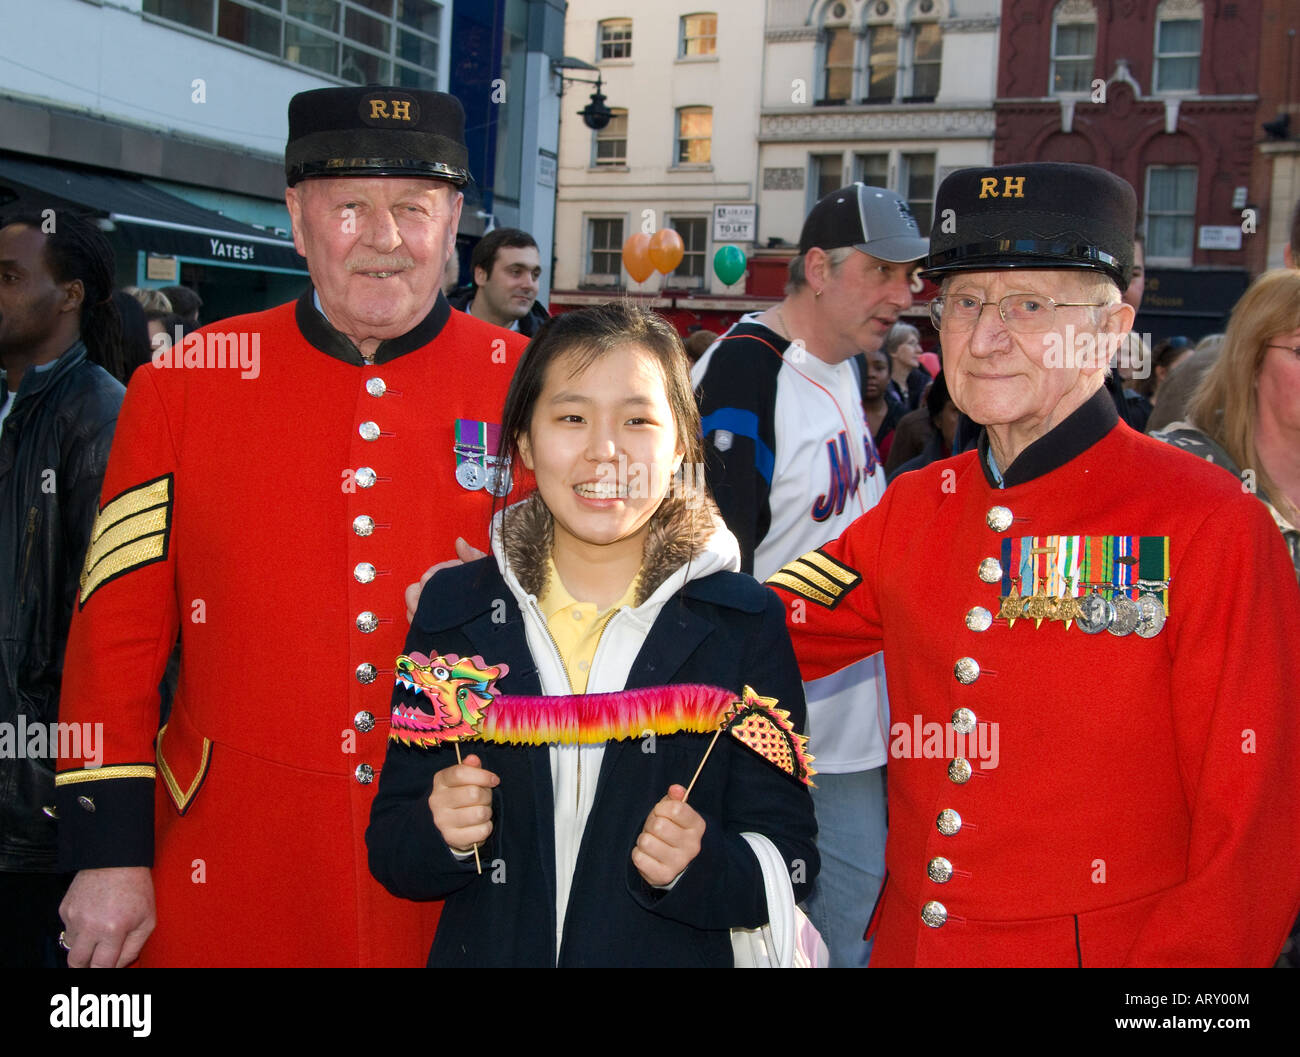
[55,765,157,785]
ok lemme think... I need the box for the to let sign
[713,204,757,242]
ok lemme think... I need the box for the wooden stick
[683,728,723,802]
[454,742,482,875]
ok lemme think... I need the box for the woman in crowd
[368,302,818,967]
[883,321,929,410]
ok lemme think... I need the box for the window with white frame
[1154,0,1201,93]
[811,153,844,206]
[854,152,890,189]
[680,13,716,57]
[1051,0,1097,95]
[587,217,624,284]
[593,109,627,166]
[667,217,707,286]
[598,18,632,60]
[676,107,712,165]
[1145,166,1197,263]
[909,22,942,100]
[902,152,936,236]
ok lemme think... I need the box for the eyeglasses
[929,293,1108,334]
[1266,344,1300,356]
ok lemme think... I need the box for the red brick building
[993,0,1259,340]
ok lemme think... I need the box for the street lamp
[552,56,613,131]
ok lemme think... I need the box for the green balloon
[713,245,747,286]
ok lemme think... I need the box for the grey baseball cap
[798,183,929,263]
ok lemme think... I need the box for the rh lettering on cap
[979,176,1026,199]
[362,94,420,125]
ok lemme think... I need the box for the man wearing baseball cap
[692,183,927,966]
[54,87,528,966]
[767,163,1300,966]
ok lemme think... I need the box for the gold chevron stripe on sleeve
[783,559,839,596]
[56,764,157,785]
[767,571,836,607]
[79,475,173,607]
[801,548,862,587]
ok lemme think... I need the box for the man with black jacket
[0,210,123,966]
[447,227,549,336]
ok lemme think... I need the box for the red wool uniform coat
[767,391,1300,967]
[55,293,525,967]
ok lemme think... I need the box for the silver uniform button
[948,757,973,784]
[356,611,378,633]
[359,421,381,442]
[354,562,376,584]
[365,377,387,398]
[986,505,1013,532]
[978,557,1003,583]
[355,466,377,489]
[936,808,962,836]
[927,856,953,884]
[355,763,375,784]
[951,707,976,734]
[77,796,95,813]
[954,657,981,684]
[356,662,377,684]
[921,900,949,928]
[353,515,375,537]
[965,606,992,632]
[354,711,376,733]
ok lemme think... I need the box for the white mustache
[348,256,415,273]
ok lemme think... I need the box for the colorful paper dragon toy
[391,652,815,785]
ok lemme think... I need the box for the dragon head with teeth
[392,652,509,745]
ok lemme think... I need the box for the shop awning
[0,155,306,272]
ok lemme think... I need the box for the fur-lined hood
[491,491,741,608]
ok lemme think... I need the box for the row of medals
[456,456,512,496]
[995,579,1169,637]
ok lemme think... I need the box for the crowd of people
[2,85,1298,970]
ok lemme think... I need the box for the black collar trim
[294,286,451,365]
[977,386,1118,488]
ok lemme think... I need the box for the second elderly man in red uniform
[54,88,527,967]
[768,162,1300,967]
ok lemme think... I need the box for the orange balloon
[622,233,654,284]
[649,228,685,274]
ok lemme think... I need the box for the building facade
[0,0,563,318]
[994,0,1260,339]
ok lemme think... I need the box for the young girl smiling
[367,302,817,967]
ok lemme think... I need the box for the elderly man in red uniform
[53,88,526,967]
[768,162,1300,966]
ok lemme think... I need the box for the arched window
[819,1,856,104]
[907,0,943,101]
[1050,0,1097,95]
[598,18,632,61]
[676,106,712,165]
[1154,0,1202,93]
[680,13,717,57]
[865,1,898,103]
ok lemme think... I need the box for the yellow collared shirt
[537,557,639,693]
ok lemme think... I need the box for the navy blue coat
[366,557,818,967]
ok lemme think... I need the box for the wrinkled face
[475,245,541,323]
[863,347,890,400]
[816,249,917,361]
[518,343,684,561]
[1258,327,1300,436]
[285,177,462,342]
[940,270,1131,435]
[0,224,72,358]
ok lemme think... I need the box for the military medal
[1134,592,1167,638]
[454,419,489,491]
[1076,591,1114,634]
[481,424,512,497]
[996,538,1023,626]
[1106,538,1139,636]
